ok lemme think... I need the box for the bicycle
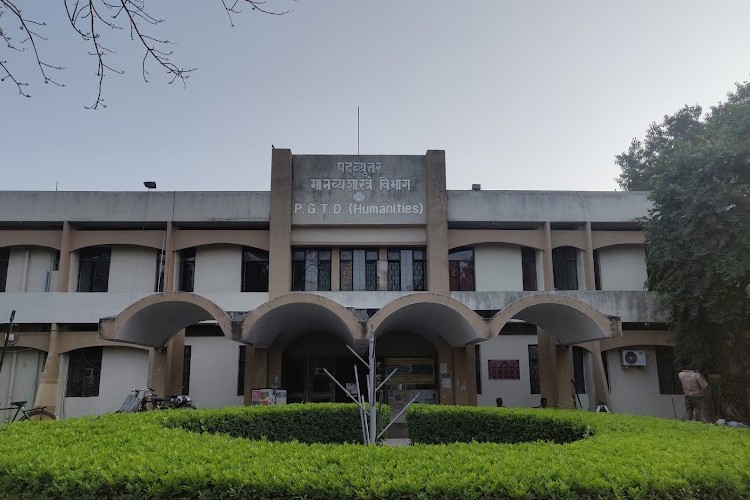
[116,388,196,413]
[1,400,57,423]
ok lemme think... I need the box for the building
[0,150,683,421]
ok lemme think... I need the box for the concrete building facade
[0,150,683,421]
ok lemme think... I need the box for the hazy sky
[2,1,749,192]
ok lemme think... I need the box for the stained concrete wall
[108,247,158,293]
[194,245,241,293]
[475,245,523,292]
[476,335,541,408]
[0,192,270,223]
[448,191,651,223]
[60,347,149,418]
[183,336,244,409]
[0,348,45,422]
[598,245,647,291]
[4,247,57,292]
[604,347,682,419]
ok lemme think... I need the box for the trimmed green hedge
[162,403,388,444]
[406,404,591,444]
[0,405,748,499]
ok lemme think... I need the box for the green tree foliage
[617,81,750,420]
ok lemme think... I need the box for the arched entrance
[240,293,363,404]
[488,294,620,410]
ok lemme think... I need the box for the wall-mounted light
[143,181,157,189]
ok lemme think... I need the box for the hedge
[406,404,591,444]
[0,405,748,499]
[161,403,389,444]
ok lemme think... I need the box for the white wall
[108,247,158,293]
[4,248,56,292]
[184,336,244,409]
[598,245,647,291]
[60,347,149,418]
[605,347,683,419]
[194,245,241,293]
[0,348,45,422]
[477,335,542,408]
[475,245,523,291]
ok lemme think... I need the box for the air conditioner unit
[621,349,646,367]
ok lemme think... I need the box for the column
[32,323,60,414]
[268,149,293,299]
[148,347,169,397]
[542,222,554,291]
[583,222,596,290]
[436,339,454,404]
[425,150,449,295]
[243,348,269,406]
[537,328,558,407]
[166,329,185,395]
[555,346,575,409]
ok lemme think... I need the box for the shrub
[161,403,388,444]
[406,404,591,444]
[0,406,748,498]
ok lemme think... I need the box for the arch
[448,230,546,251]
[240,293,363,348]
[99,292,232,348]
[172,230,270,252]
[591,232,644,250]
[0,233,61,250]
[489,293,619,345]
[71,231,165,252]
[367,293,489,347]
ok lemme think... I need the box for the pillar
[425,150,449,295]
[243,347,269,406]
[148,347,169,397]
[268,149,293,299]
[165,329,185,395]
[555,346,575,409]
[436,339,454,404]
[32,324,61,414]
[542,221,554,291]
[583,222,596,290]
[538,328,558,407]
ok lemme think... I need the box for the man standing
[678,367,708,421]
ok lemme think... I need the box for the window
[572,346,586,394]
[182,345,192,395]
[552,246,579,290]
[528,345,540,394]
[154,250,165,292]
[291,248,331,291]
[521,247,538,291]
[593,249,602,290]
[242,248,269,292]
[655,346,682,394]
[449,248,474,291]
[340,248,378,291]
[0,247,8,292]
[66,347,102,397]
[179,247,196,292]
[387,248,426,291]
[77,247,111,292]
[237,345,247,396]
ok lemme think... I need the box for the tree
[617,81,750,421]
[0,0,292,109]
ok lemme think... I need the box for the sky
[2,0,749,193]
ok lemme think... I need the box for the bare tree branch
[0,0,64,96]
[1,0,295,108]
